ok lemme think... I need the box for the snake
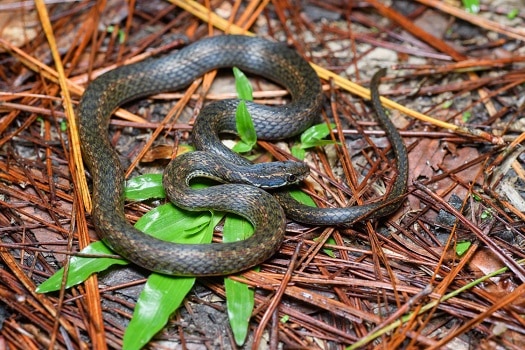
[78,35,408,276]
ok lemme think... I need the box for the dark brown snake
[78,35,408,276]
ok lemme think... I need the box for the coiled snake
[78,35,407,276]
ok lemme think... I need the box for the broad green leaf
[36,204,214,293]
[234,100,257,151]
[36,241,127,293]
[125,174,165,201]
[224,277,254,346]
[223,215,255,346]
[223,215,253,244]
[124,275,195,350]
[233,68,256,153]
[38,172,235,349]
[123,212,223,350]
[135,203,213,240]
[300,123,335,145]
[233,67,253,101]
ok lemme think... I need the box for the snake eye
[286,174,297,183]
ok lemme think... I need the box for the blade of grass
[232,67,256,153]
[223,215,256,346]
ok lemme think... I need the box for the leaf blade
[223,215,256,346]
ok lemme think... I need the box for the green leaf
[36,241,128,293]
[294,123,338,151]
[231,139,254,153]
[456,241,472,256]
[38,172,240,349]
[60,120,68,132]
[134,203,215,240]
[300,139,339,150]
[314,236,337,258]
[125,174,165,201]
[233,68,257,153]
[123,212,223,350]
[507,8,519,19]
[235,100,257,151]
[124,275,195,350]
[462,0,479,13]
[481,209,492,220]
[223,214,253,244]
[289,188,317,207]
[224,277,254,346]
[36,204,215,293]
[117,29,126,44]
[223,215,255,346]
[233,67,253,101]
[106,25,126,43]
[300,123,335,145]
[462,111,472,123]
[291,143,306,160]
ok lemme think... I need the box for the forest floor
[1,0,525,349]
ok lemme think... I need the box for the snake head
[249,160,310,189]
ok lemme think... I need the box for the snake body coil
[78,35,407,276]
[78,35,322,275]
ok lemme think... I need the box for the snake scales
[78,35,408,276]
